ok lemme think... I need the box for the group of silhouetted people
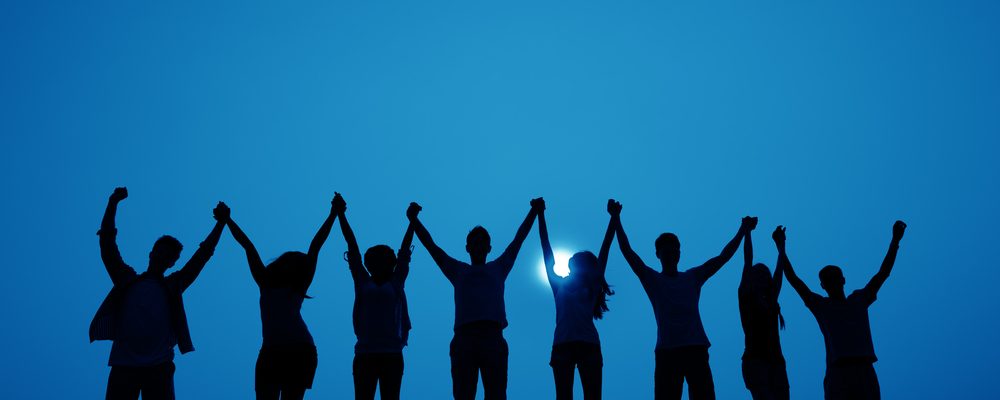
[91,187,906,400]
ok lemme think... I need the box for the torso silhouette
[110,277,176,366]
[353,279,405,353]
[739,289,784,361]
[260,287,313,348]
[638,266,711,350]
[445,259,511,329]
[553,282,599,344]
[805,288,878,365]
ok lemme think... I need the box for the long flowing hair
[569,251,615,320]
[752,263,785,330]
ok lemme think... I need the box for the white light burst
[539,249,574,283]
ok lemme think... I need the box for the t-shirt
[738,287,784,362]
[108,278,176,366]
[439,256,514,329]
[552,281,600,345]
[804,289,878,365]
[259,287,314,348]
[350,249,411,354]
[637,266,711,350]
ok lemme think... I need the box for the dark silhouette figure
[779,221,906,400]
[738,223,790,400]
[90,187,226,400]
[334,193,415,400]
[537,199,618,400]
[614,200,754,400]
[225,197,337,400]
[408,199,542,400]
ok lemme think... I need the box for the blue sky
[1,1,998,398]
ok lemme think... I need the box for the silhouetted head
[147,235,183,274]
[750,263,773,287]
[748,263,773,295]
[568,251,599,283]
[568,251,615,319]
[465,226,492,262]
[364,245,397,284]
[654,233,681,267]
[267,251,312,297]
[819,265,846,296]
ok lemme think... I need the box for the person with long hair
[224,196,337,400]
[333,193,415,400]
[738,223,790,400]
[536,199,618,400]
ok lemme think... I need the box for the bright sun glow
[539,249,574,283]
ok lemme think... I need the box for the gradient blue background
[2,1,998,398]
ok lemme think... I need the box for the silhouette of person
[224,196,337,400]
[90,187,227,400]
[614,200,755,400]
[778,221,906,400]
[408,198,542,400]
[537,199,618,400]
[334,193,415,400]
[738,223,790,400]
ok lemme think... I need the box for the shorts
[256,345,319,391]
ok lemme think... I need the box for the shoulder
[849,288,877,305]
[804,293,828,309]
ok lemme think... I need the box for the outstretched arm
[407,203,461,281]
[308,196,338,262]
[495,198,543,274]
[537,201,559,289]
[173,202,228,292]
[333,193,367,280]
[98,187,135,285]
[598,200,622,278]
[394,221,416,284]
[226,214,267,287]
[863,220,906,297]
[774,226,817,303]
[613,202,657,280]
[771,226,785,297]
[739,223,754,292]
[695,216,754,282]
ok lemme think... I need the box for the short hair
[153,235,183,256]
[467,226,491,245]
[364,245,397,273]
[655,233,680,253]
[819,265,843,286]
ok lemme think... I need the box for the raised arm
[771,226,785,297]
[598,200,622,277]
[98,187,135,285]
[536,200,559,289]
[613,201,657,280]
[739,221,754,292]
[226,213,267,287]
[862,220,906,297]
[407,202,462,281]
[173,202,228,292]
[333,193,367,280]
[695,216,754,282]
[308,195,338,262]
[394,220,416,283]
[495,198,542,274]
[774,226,817,303]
